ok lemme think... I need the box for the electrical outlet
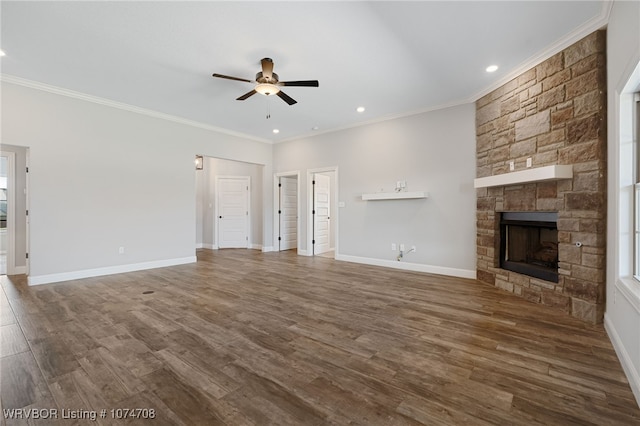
[526,157,532,168]
[391,243,397,251]
[400,180,406,188]
[400,244,405,251]
[509,161,515,171]
[118,247,125,254]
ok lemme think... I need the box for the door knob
[219,216,222,219]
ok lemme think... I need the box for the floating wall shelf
[473,165,573,189]
[361,191,428,201]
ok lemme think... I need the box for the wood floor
[1,249,639,425]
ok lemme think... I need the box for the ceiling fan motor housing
[256,71,279,83]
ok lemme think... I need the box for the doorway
[274,172,300,252]
[308,167,338,258]
[215,176,250,249]
[0,152,14,275]
[195,156,264,251]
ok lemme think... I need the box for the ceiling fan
[212,58,319,105]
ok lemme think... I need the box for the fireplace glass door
[500,212,558,282]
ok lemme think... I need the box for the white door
[217,177,249,248]
[313,174,331,255]
[279,176,297,251]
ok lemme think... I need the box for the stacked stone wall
[476,31,606,323]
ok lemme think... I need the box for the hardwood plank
[220,363,327,426]
[97,334,163,378]
[155,348,238,399]
[140,367,227,425]
[48,370,112,426]
[0,352,54,410]
[0,324,30,358]
[0,249,638,424]
[29,335,81,381]
[0,288,15,326]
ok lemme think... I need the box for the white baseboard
[249,244,262,250]
[196,243,217,249]
[261,246,274,252]
[335,254,477,279]
[298,249,310,256]
[198,244,216,250]
[27,256,197,286]
[604,314,640,408]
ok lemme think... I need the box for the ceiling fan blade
[261,58,274,81]
[236,90,257,101]
[212,73,252,83]
[276,90,297,105]
[279,80,319,87]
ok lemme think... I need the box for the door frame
[307,166,339,257]
[25,148,30,276]
[1,151,16,274]
[215,175,251,249]
[273,171,301,253]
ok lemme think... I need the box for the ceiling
[0,1,608,143]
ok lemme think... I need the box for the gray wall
[606,0,640,406]
[273,103,477,275]
[196,157,264,248]
[0,144,27,270]
[1,81,273,283]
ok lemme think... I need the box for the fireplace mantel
[474,165,573,189]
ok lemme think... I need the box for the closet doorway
[308,167,338,258]
[274,172,300,252]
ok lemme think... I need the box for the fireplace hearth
[500,212,558,283]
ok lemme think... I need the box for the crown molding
[0,74,272,144]
[469,0,612,103]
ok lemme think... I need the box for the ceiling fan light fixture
[255,83,280,96]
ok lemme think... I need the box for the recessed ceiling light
[0,50,5,57]
[312,126,319,131]
[356,106,365,113]
[486,65,499,73]
[272,129,280,134]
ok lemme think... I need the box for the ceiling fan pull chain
[266,98,271,119]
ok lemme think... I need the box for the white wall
[273,103,477,277]
[1,81,273,284]
[196,156,264,249]
[605,0,640,407]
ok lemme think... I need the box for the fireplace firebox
[500,212,558,283]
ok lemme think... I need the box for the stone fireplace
[475,31,607,323]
